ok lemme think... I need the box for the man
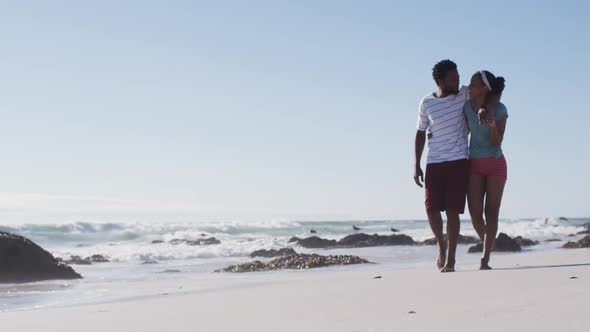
[414,59,469,273]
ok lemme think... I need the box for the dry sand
[2,248,589,332]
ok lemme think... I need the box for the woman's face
[468,73,488,99]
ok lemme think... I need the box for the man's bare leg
[427,210,446,269]
[441,210,461,273]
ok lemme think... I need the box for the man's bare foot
[440,258,455,273]
[480,257,492,270]
[440,264,455,273]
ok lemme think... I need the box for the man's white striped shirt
[417,86,469,164]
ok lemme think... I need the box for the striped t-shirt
[417,86,469,164]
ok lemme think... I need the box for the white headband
[480,70,492,91]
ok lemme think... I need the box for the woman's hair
[480,70,506,96]
[491,76,505,96]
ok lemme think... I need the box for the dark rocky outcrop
[292,236,338,248]
[562,235,590,249]
[88,254,109,262]
[151,240,165,244]
[250,248,297,258]
[215,253,370,273]
[158,269,181,273]
[420,234,480,246]
[60,256,91,265]
[467,233,522,253]
[467,243,483,252]
[0,231,82,283]
[513,236,539,247]
[575,223,590,235]
[290,233,414,249]
[169,237,221,246]
[544,239,562,242]
[62,254,110,265]
[337,233,415,247]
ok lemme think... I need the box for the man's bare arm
[414,130,426,187]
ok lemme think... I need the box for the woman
[464,70,508,270]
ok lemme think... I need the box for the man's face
[439,69,460,95]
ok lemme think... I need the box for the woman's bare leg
[481,176,506,270]
[468,175,486,241]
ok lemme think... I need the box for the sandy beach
[2,248,588,332]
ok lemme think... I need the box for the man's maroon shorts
[425,158,468,214]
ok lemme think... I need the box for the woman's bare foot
[436,243,447,269]
[480,257,492,270]
[436,257,445,270]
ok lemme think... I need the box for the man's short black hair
[432,59,457,84]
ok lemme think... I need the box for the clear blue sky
[0,0,588,223]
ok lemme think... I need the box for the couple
[413,59,508,273]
